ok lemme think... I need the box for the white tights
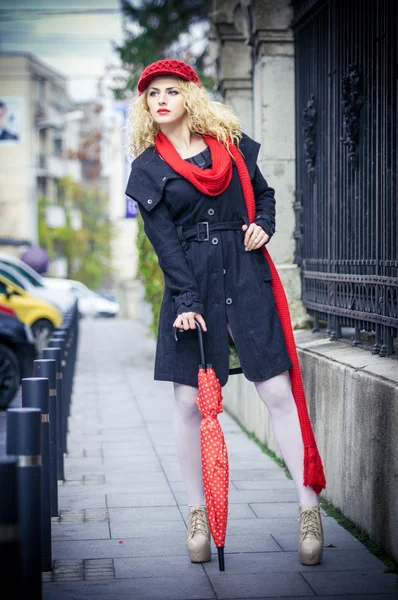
[173,322,320,509]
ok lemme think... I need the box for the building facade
[0,52,74,246]
[212,0,398,564]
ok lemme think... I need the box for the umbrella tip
[218,547,225,571]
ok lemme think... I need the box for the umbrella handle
[173,318,206,366]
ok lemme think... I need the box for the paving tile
[176,489,299,505]
[99,429,150,442]
[220,534,283,554]
[114,554,206,578]
[301,571,398,595]
[207,571,314,598]
[51,522,110,541]
[52,535,188,560]
[232,479,296,491]
[229,469,289,481]
[58,494,106,510]
[249,502,300,519]
[109,519,187,540]
[72,482,171,495]
[225,517,340,536]
[104,472,169,486]
[272,529,365,551]
[109,503,181,517]
[106,491,177,507]
[101,444,156,457]
[102,460,163,473]
[43,574,216,599]
[204,548,387,574]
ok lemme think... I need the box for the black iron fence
[293,0,397,356]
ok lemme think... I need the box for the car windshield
[0,262,44,288]
[0,268,26,290]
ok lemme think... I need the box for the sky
[0,0,126,102]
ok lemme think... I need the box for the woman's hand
[242,223,269,250]
[173,312,207,332]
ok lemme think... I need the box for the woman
[125,59,326,566]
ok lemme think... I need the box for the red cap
[137,59,202,95]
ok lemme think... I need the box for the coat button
[212,237,218,245]
[208,208,214,216]
[226,298,232,305]
[223,268,226,275]
[147,199,153,204]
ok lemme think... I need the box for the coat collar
[125,133,261,213]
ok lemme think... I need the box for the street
[6,317,391,599]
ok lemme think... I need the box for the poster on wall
[125,196,138,218]
[0,96,23,143]
[120,101,138,218]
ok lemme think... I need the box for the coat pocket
[252,249,273,281]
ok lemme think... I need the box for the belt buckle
[197,221,209,241]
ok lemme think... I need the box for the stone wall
[222,332,398,564]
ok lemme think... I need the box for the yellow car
[0,274,62,347]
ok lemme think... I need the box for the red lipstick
[157,109,170,114]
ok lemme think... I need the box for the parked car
[0,274,63,353]
[0,304,37,408]
[43,277,120,318]
[0,263,65,315]
[0,252,75,314]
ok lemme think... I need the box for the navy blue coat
[125,133,292,388]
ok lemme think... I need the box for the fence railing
[293,0,397,356]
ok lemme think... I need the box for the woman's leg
[254,372,319,507]
[173,382,211,563]
[172,382,205,508]
[226,322,319,507]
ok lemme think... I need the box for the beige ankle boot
[298,505,324,565]
[186,505,211,563]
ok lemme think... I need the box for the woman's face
[146,76,186,126]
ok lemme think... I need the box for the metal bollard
[33,359,58,518]
[42,347,64,480]
[22,378,52,572]
[47,337,70,432]
[52,333,71,411]
[6,407,42,598]
[0,456,21,599]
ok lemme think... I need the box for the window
[0,262,43,288]
[0,269,25,289]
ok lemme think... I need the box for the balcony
[36,154,66,179]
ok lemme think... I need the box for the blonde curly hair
[125,79,243,158]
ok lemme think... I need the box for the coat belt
[176,220,244,244]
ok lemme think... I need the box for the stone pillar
[212,0,309,326]
[212,1,254,136]
[252,0,308,326]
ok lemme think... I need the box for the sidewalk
[42,318,397,600]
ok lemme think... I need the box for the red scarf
[156,132,326,494]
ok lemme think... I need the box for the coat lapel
[125,146,183,212]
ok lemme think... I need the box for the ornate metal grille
[293,0,397,356]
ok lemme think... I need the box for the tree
[112,0,213,99]
[38,177,114,290]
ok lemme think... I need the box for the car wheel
[0,343,20,409]
[31,319,54,356]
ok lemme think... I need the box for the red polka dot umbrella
[174,319,229,571]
